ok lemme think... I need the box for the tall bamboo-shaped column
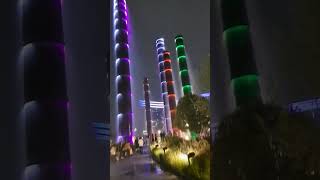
[221,0,261,106]
[21,0,71,179]
[175,35,192,95]
[163,51,177,130]
[113,0,133,143]
[156,38,171,133]
[143,77,153,138]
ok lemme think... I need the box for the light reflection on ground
[110,148,178,180]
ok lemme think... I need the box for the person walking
[134,137,139,152]
[138,137,144,154]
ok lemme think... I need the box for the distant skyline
[110,0,210,138]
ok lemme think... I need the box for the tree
[174,94,210,133]
[213,103,320,180]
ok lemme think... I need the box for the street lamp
[187,152,195,166]
[163,147,168,154]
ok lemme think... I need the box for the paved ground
[110,147,179,180]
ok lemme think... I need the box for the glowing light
[175,45,185,50]
[175,35,192,96]
[200,92,210,97]
[179,69,188,75]
[116,58,130,65]
[116,75,132,81]
[115,43,129,49]
[177,56,186,61]
[116,136,123,143]
[156,38,164,43]
[164,69,172,73]
[157,47,165,51]
[164,59,171,63]
[231,74,260,105]
[113,10,117,17]
[163,51,170,55]
[177,153,188,162]
[175,36,184,41]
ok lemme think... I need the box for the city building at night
[151,108,165,133]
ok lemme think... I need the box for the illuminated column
[156,38,171,133]
[20,0,71,179]
[175,35,192,95]
[221,0,261,106]
[163,51,177,129]
[114,0,133,143]
[143,77,153,138]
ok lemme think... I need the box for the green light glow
[179,69,188,76]
[178,56,186,60]
[183,85,192,94]
[223,25,249,46]
[175,36,184,41]
[176,45,185,50]
[232,74,260,105]
[175,35,192,95]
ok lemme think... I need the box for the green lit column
[221,0,261,106]
[175,35,192,95]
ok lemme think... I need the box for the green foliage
[213,103,320,180]
[175,94,210,133]
[151,136,210,180]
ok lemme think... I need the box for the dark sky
[110,0,210,138]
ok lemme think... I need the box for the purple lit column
[114,0,133,143]
[143,77,153,138]
[20,0,71,179]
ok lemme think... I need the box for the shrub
[151,136,210,180]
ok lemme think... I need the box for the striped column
[156,38,171,133]
[221,0,261,106]
[143,77,153,138]
[175,35,192,95]
[163,51,177,129]
[113,0,133,143]
[20,0,71,179]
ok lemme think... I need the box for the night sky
[110,0,210,138]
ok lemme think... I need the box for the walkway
[110,147,179,180]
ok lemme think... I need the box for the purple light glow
[116,75,132,82]
[113,10,128,18]
[116,58,130,65]
[114,29,129,37]
[115,43,129,49]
